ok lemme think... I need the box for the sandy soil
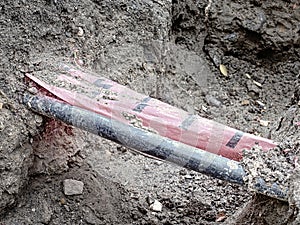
[0,0,299,224]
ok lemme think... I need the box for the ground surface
[0,0,299,224]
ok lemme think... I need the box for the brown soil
[0,0,299,224]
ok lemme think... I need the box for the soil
[0,0,299,224]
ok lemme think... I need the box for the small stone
[245,73,251,79]
[241,99,250,106]
[63,179,84,195]
[184,174,193,179]
[259,120,269,127]
[77,27,84,36]
[35,115,43,124]
[253,80,262,88]
[144,165,150,171]
[76,58,84,66]
[219,64,228,76]
[146,195,155,205]
[150,200,162,212]
[60,198,66,205]
[255,100,265,108]
[206,95,222,107]
[64,205,70,212]
[27,87,38,95]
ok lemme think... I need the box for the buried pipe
[22,93,288,201]
[25,65,277,161]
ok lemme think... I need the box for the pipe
[25,65,277,161]
[22,93,288,201]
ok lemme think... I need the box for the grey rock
[150,200,162,212]
[63,179,84,196]
[206,95,222,107]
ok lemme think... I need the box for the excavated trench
[0,0,299,224]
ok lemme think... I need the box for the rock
[27,87,38,95]
[241,99,250,106]
[206,95,222,107]
[150,200,162,212]
[63,179,84,195]
[77,27,84,36]
[259,119,269,127]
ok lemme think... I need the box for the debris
[144,165,150,171]
[27,87,38,95]
[184,174,193,179]
[241,99,250,106]
[76,59,84,66]
[259,120,269,127]
[63,179,84,196]
[216,211,227,222]
[219,64,228,76]
[34,115,43,124]
[201,105,208,112]
[146,195,155,205]
[255,100,266,109]
[59,198,66,205]
[206,95,222,107]
[150,200,162,212]
[246,80,261,97]
[245,73,251,79]
[253,80,262,88]
[77,27,84,36]
[0,102,3,110]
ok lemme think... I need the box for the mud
[0,0,299,224]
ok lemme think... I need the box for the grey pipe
[22,93,288,201]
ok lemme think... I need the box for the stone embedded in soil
[150,200,162,212]
[206,95,222,107]
[63,179,84,196]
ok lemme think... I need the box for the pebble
[77,27,84,36]
[255,100,266,108]
[184,175,193,179]
[259,120,269,127]
[253,80,262,88]
[150,200,162,212]
[206,95,222,107]
[144,165,150,171]
[60,198,66,205]
[35,115,43,124]
[27,87,38,95]
[63,179,84,196]
[241,99,250,106]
